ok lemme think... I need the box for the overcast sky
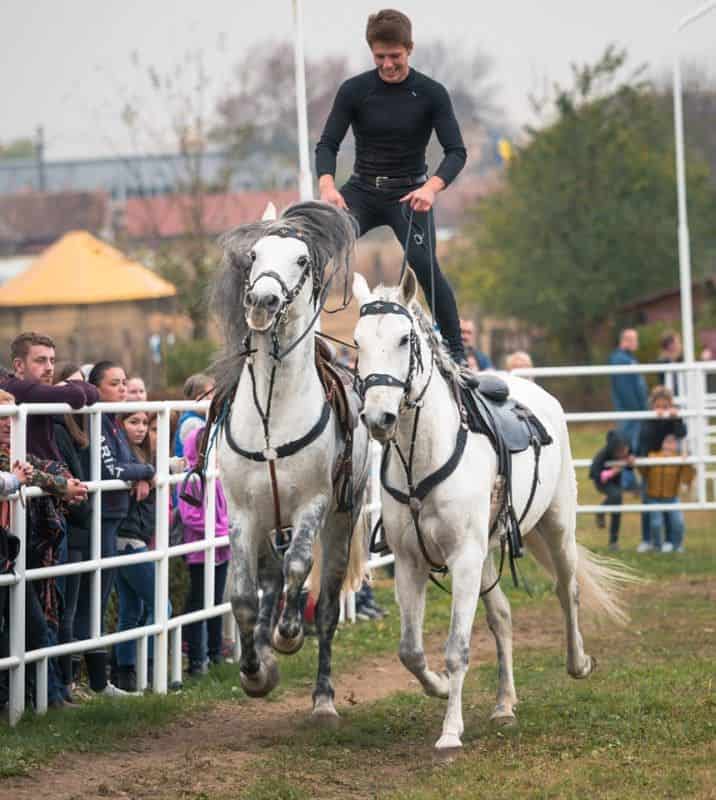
[2,0,714,159]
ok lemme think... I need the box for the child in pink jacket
[179,426,231,675]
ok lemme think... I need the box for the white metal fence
[2,360,715,726]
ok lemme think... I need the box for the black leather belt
[354,173,427,189]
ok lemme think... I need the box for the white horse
[352,268,633,751]
[213,201,370,722]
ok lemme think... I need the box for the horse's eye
[250,250,257,262]
[297,255,309,267]
[399,334,410,347]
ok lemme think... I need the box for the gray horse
[213,201,370,722]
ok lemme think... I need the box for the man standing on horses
[316,8,468,364]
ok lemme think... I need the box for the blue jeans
[645,497,684,549]
[115,542,171,668]
[73,517,121,643]
[185,561,229,666]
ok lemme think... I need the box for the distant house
[122,190,299,245]
[0,231,177,385]
[0,190,110,255]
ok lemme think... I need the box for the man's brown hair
[10,332,56,363]
[0,389,16,404]
[366,9,412,48]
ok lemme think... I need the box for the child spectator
[178,425,230,675]
[589,430,637,551]
[174,374,214,458]
[640,434,694,553]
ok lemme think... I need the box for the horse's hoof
[434,733,462,754]
[424,670,449,699]
[240,659,279,698]
[569,655,596,680]
[272,626,304,655]
[312,696,340,728]
[490,709,518,729]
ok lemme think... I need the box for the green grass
[1,424,714,794]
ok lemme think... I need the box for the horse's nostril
[245,290,257,307]
[381,412,397,428]
[265,294,280,310]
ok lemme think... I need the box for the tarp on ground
[0,230,176,307]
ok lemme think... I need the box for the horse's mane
[210,201,357,399]
[371,284,464,385]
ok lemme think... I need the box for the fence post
[8,405,27,725]
[693,365,707,504]
[89,410,102,640]
[153,406,171,694]
[203,427,217,628]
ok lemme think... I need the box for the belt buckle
[375,175,390,188]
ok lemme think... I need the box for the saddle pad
[461,385,552,454]
[315,342,359,434]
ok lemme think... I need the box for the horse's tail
[307,505,370,596]
[525,534,640,627]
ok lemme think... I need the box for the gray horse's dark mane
[371,283,463,384]
[210,201,357,399]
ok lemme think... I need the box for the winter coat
[99,413,154,520]
[0,375,98,461]
[54,418,93,554]
[178,427,230,565]
[174,411,204,458]
[589,430,632,488]
[608,348,648,412]
[640,450,695,499]
[637,416,687,457]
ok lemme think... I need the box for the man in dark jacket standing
[316,9,467,364]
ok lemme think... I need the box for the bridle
[353,300,431,411]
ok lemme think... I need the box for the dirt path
[3,598,568,800]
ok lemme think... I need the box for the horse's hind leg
[394,557,448,699]
[480,550,518,725]
[535,509,594,679]
[312,513,351,723]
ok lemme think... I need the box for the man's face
[460,320,476,348]
[14,345,55,384]
[621,330,638,352]
[371,41,412,83]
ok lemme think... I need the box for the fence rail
[2,360,715,725]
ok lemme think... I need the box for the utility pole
[35,125,46,192]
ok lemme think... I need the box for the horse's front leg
[273,498,328,655]
[436,541,485,751]
[395,554,449,698]
[231,518,279,697]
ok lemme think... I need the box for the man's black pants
[340,176,465,361]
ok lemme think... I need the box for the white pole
[292,0,314,200]
[673,0,716,364]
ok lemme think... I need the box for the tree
[118,50,242,340]
[0,138,35,159]
[448,46,716,365]
[213,41,350,166]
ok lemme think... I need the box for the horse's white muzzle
[245,278,282,331]
[360,389,402,443]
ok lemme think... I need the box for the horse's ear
[352,273,371,305]
[399,267,418,306]
[262,202,277,221]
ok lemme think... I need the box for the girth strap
[224,401,332,462]
[380,423,468,506]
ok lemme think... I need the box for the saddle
[315,337,359,512]
[460,373,553,454]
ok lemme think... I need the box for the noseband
[354,300,429,409]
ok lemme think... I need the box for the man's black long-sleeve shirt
[315,68,467,186]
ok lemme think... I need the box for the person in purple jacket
[72,361,154,697]
[179,426,230,676]
[1,332,99,460]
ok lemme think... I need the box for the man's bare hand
[320,185,348,210]
[12,460,33,485]
[400,183,436,212]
